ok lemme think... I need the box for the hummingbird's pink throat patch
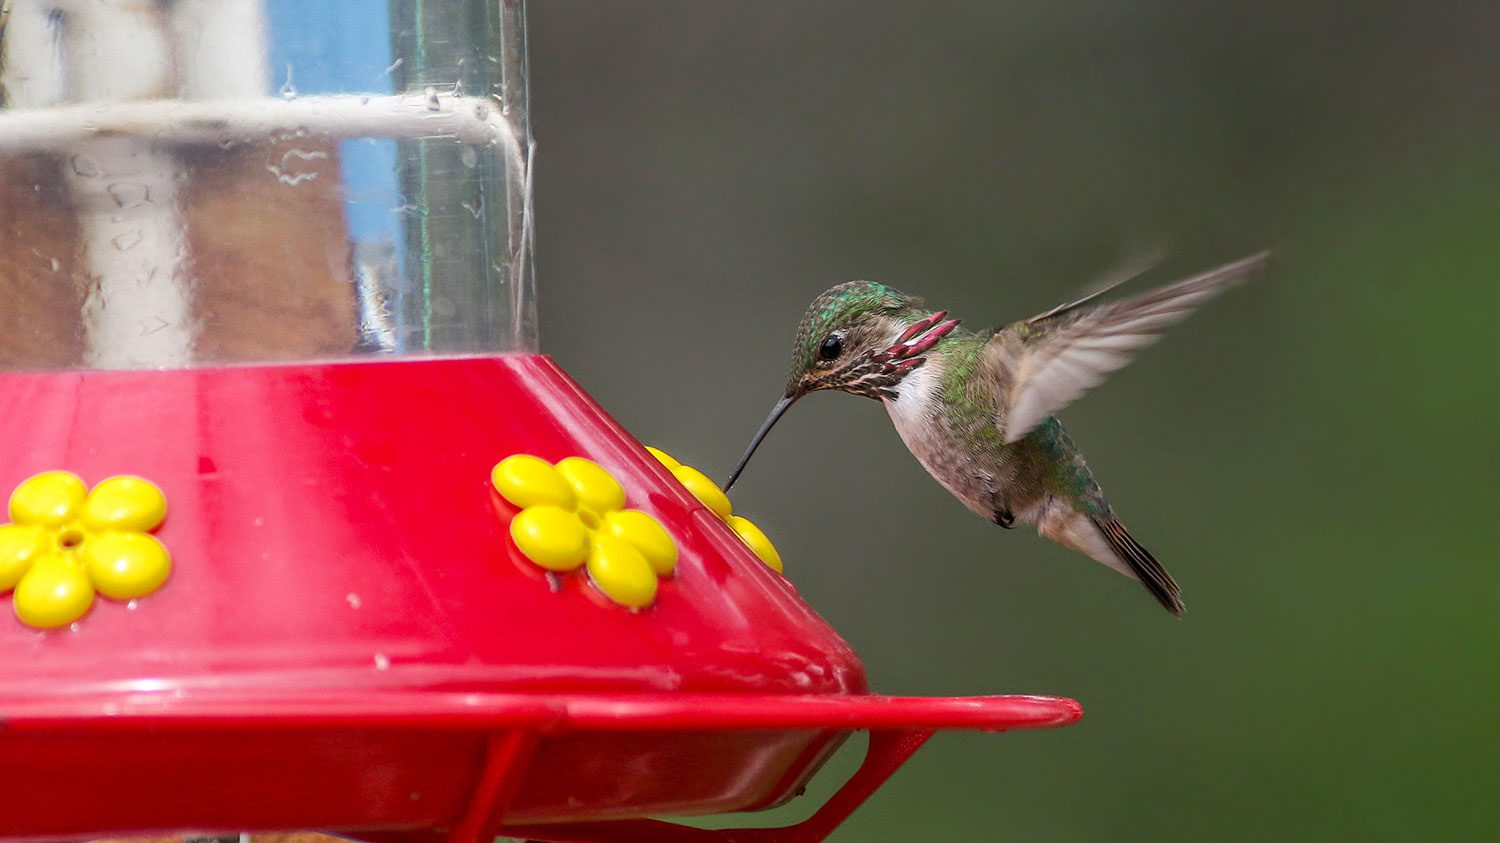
[874,311,961,365]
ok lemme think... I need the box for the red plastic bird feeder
[0,3,1079,841]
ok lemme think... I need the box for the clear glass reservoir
[0,0,535,369]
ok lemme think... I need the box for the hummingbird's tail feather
[1034,505,1183,615]
[1089,515,1183,616]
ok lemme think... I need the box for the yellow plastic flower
[492,455,677,609]
[647,447,783,573]
[0,471,171,629]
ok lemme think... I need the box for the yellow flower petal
[672,465,732,519]
[9,471,87,527]
[80,532,172,600]
[556,457,625,514]
[586,535,658,609]
[492,455,576,510]
[0,523,48,591]
[604,509,678,576]
[80,475,168,533]
[727,515,783,573]
[510,505,589,571]
[14,558,94,629]
[644,446,680,470]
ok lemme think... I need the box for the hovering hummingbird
[724,252,1270,615]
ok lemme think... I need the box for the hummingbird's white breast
[881,362,980,508]
[881,354,1006,520]
[882,362,938,439]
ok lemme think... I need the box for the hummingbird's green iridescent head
[724,280,961,489]
[786,280,916,398]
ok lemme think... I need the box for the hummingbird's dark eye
[818,334,844,362]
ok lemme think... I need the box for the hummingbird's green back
[936,334,1109,516]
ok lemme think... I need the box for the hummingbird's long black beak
[724,392,800,490]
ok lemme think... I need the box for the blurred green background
[526,3,1500,840]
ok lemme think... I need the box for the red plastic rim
[2,690,1080,843]
[0,690,1081,732]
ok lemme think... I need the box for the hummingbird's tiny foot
[993,508,1015,529]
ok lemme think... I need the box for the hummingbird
[724,252,1270,615]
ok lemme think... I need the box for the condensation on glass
[0,0,536,369]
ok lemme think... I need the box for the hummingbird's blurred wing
[1027,247,1168,323]
[989,252,1270,444]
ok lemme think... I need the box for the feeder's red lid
[0,355,866,700]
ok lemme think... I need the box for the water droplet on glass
[69,622,81,633]
[48,258,59,272]
[279,63,298,100]
[374,653,391,670]
[425,86,441,111]
[266,148,329,186]
[112,230,143,251]
[460,146,478,169]
[127,599,139,610]
[346,593,362,609]
[71,156,101,178]
[461,198,483,219]
[107,182,150,209]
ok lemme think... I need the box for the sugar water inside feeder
[0,0,535,370]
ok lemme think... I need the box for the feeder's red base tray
[1,690,1080,843]
[0,355,1082,842]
